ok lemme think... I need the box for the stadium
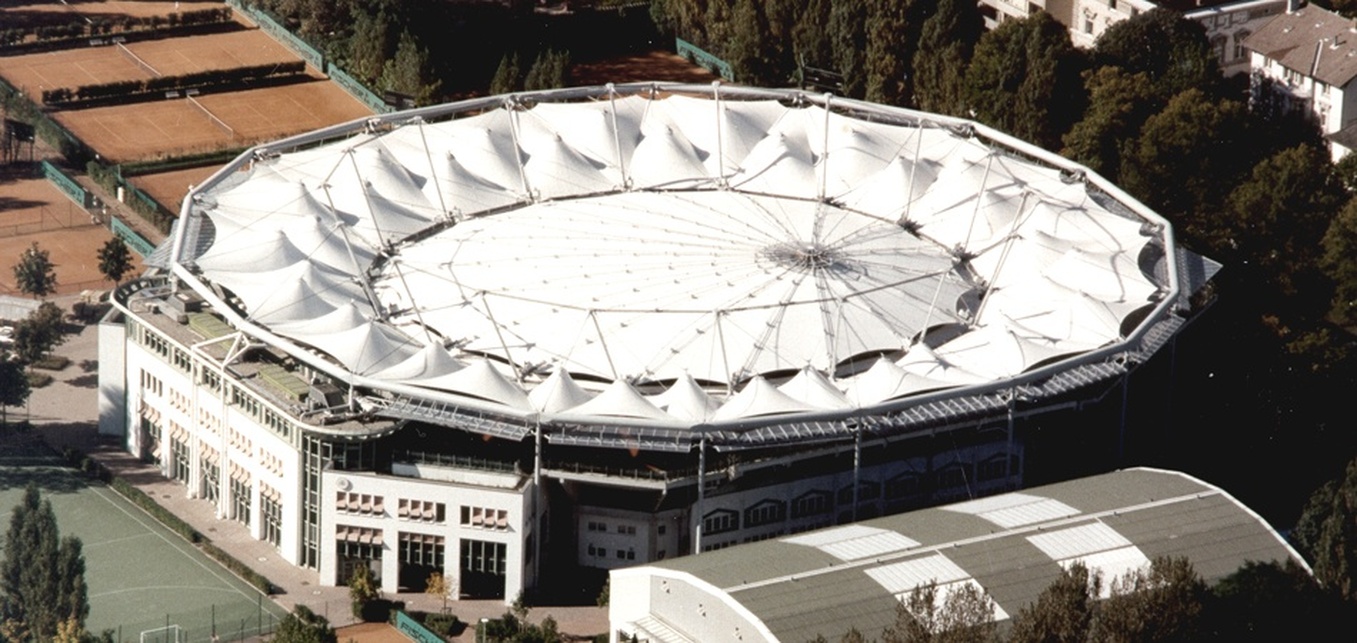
[100,83,1217,600]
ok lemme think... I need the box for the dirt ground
[571,50,722,86]
[131,163,225,215]
[0,172,143,296]
[56,80,370,162]
[0,29,308,99]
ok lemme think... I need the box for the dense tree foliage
[1061,67,1159,179]
[1007,563,1095,643]
[11,302,65,367]
[964,12,1087,150]
[0,361,30,425]
[12,242,56,300]
[1,485,88,641]
[273,606,336,643]
[1295,458,1357,601]
[1093,9,1222,101]
[96,237,132,286]
[912,0,983,116]
[882,582,999,643]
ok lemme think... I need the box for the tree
[883,581,999,643]
[912,0,983,116]
[346,8,393,85]
[1061,67,1159,179]
[96,237,132,286]
[1118,88,1251,222]
[1,484,87,641]
[490,53,522,95]
[1093,8,1223,102]
[791,0,834,73]
[11,302,65,367]
[1294,457,1357,601]
[1091,556,1207,643]
[425,571,450,615]
[380,31,442,106]
[1210,559,1353,642]
[863,0,920,107]
[727,0,779,86]
[522,50,570,92]
[1222,144,1347,301]
[1322,198,1357,325]
[348,564,380,619]
[1008,563,1097,643]
[964,12,1087,151]
[272,606,337,643]
[13,242,57,299]
[829,1,869,98]
[0,361,30,425]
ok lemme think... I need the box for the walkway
[23,296,610,640]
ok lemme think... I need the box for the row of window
[460,506,510,531]
[337,492,385,516]
[585,544,636,561]
[585,521,637,535]
[399,499,446,523]
[140,369,163,397]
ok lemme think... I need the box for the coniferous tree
[379,31,442,105]
[522,50,570,92]
[791,0,834,74]
[490,53,522,95]
[829,1,868,98]
[912,0,983,116]
[1,484,86,640]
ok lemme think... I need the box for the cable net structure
[173,84,1196,439]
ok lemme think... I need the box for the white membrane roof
[176,85,1177,429]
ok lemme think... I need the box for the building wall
[1187,0,1287,77]
[97,311,126,437]
[319,469,533,600]
[609,569,773,643]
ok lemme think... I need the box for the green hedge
[202,543,277,595]
[0,8,233,48]
[0,77,93,166]
[44,61,307,106]
[109,476,204,543]
[25,371,53,388]
[88,161,176,233]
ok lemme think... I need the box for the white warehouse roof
[170,84,1205,435]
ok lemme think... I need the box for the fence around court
[114,597,283,643]
[0,201,98,239]
[42,159,96,208]
[676,38,734,81]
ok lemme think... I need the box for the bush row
[202,543,277,595]
[0,8,233,47]
[0,77,94,166]
[88,161,176,234]
[32,355,71,371]
[58,447,279,596]
[43,61,307,105]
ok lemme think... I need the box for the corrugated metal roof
[630,468,1306,642]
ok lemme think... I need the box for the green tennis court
[0,452,288,642]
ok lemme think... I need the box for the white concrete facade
[1186,0,1287,77]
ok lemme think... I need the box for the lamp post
[478,617,489,643]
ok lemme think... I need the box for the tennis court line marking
[91,585,242,599]
[84,531,157,550]
[86,485,258,605]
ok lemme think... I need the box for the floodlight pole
[852,426,861,522]
[533,420,543,587]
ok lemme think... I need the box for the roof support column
[533,420,543,590]
[1006,391,1016,483]
[1118,371,1130,465]
[695,436,706,555]
[852,427,861,522]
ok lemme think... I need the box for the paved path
[21,296,610,640]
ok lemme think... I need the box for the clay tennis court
[571,51,722,86]
[132,163,225,216]
[0,0,226,29]
[0,175,142,296]
[0,29,309,101]
[56,80,371,162]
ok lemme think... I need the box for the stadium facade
[98,83,1217,601]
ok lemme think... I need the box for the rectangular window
[261,493,283,547]
[170,438,191,484]
[230,477,251,526]
[399,532,446,567]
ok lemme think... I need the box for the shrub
[424,613,460,636]
[108,476,203,543]
[201,543,277,595]
[25,371,53,388]
[32,355,70,371]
